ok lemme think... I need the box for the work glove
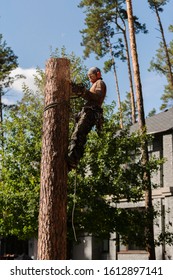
[71,82,85,96]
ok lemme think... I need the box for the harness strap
[44,101,69,112]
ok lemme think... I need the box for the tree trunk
[126,0,156,260]
[37,58,70,260]
[154,5,173,89]
[108,40,123,128]
[113,61,123,128]
[123,27,136,124]
[115,14,136,124]
[0,88,4,148]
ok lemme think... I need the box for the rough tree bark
[126,0,156,260]
[37,58,70,260]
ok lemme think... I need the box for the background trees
[0,74,43,239]
[67,102,163,249]
[149,25,173,109]
[77,0,172,259]
[78,0,147,126]
[0,0,173,258]
[0,48,90,241]
[0,34,22,127]
[0,49,162,251]
[148,0,173,91]
[148,0,173,110]
[126,0,155,260]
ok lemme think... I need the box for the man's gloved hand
[71,82,85,96]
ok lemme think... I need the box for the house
[72,107,173,260]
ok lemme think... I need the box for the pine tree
[148,0,173,91]
[79,0,147,125]
[0,34,20,124]
[126,0,155,260]
[149,24,173,110]
[0,85,43,239]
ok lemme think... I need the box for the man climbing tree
[68,67,106,170]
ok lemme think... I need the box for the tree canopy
[149,25,173,110]
[0,75,43,239]
[1,0,173,254]
[0,34,18,90]
[0,45,168,251]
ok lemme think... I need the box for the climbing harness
[83,105,104,133]
[44,101,70,112]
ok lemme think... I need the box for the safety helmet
[88,67,101,78]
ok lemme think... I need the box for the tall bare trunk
[108,40,123,128]
[126,0,155,260]
[123,28,136,124]
[37,58,70,260]
[115,14,136,124]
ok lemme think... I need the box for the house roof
[130,107,173,134]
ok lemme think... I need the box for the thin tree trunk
[115,14,136,124]
[154,5,173,88]
[126,0,155,260]
[0,88,4,147]
[108,40,123,128]
[123,28,136,124]
[37,58,70,260]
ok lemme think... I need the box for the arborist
[68,67,107,171]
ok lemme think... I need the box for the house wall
[150,135,163,187]
[164,196,173,259]
[117,252,148,260]
[28,238,37,260]
[72,235,93,260]
[153,198,164,260]
[113,189,173,260]
[163,134,173,188]
[107,233,117,260]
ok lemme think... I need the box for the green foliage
[0,47,165,249]
[0,34,18,89]
[156,231,173,246]
[148,1,172,111]
[50,46,89,86]
[0,89,43,239]
[149,27,173,110]
[148,0,170,11]
[67,103,163,245]
[0,50,89,239]
[120,92,137,126]
[147,108,157,117]
[78,0,147,126]
[49,46,89,125]
[0,86,163,246]
[79,0,147,62]
[0,33,24,128]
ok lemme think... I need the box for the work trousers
[68,106,102,166]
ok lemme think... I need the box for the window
[118,207,146,252]
[102,239,109,253]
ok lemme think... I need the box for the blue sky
[0,0,173,115]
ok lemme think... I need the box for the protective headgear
[88,67,102,78]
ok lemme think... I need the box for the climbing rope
[72,169,78,242]
[44,101,70,112]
